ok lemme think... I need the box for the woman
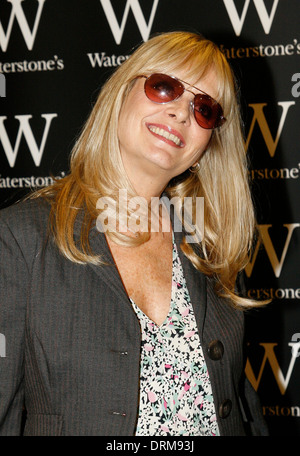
[0,31,268,436]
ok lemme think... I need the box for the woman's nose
[164,96,193,125]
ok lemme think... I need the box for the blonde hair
[36,31,260,309]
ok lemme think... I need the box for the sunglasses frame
[139,73,226,130]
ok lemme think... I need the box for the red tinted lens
[144,73,184,103]
[194,94,224,129]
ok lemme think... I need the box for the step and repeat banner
[0,0,299,436]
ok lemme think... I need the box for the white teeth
[148,126,181,146]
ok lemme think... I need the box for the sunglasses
[140,73,226,130]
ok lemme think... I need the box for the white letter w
[99,0,159,44]
[0,0,46,52]
[223,0,279,36]
[0,114,57,167]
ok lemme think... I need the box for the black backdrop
[0,0,299,436]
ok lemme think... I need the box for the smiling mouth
[147,125,184,147]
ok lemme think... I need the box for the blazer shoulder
[0,197,50,232]
[0,198,51,266]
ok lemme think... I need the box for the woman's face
[117,67,219,189]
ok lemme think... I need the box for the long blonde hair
[36,31,259,308]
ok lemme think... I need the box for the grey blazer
[0,199,268,436]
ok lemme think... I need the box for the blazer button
[219,399,232,419]
[207,340,224,360]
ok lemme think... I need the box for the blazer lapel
[173,214,207,341]
[87,226,131,305]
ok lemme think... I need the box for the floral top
[130,238,219,436]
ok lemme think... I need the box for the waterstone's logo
[0,0,46,52]
[246,334,300,396]
[245,223,300,278]
[0,113,57,167]
[223,0,280,36]
[247,335,300,422]
[245,101,295,158]
[96,190,204,244]
[99,0,159,44]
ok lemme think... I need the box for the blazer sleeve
[0,215,29,435]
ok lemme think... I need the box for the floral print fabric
[130,238,219,436]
